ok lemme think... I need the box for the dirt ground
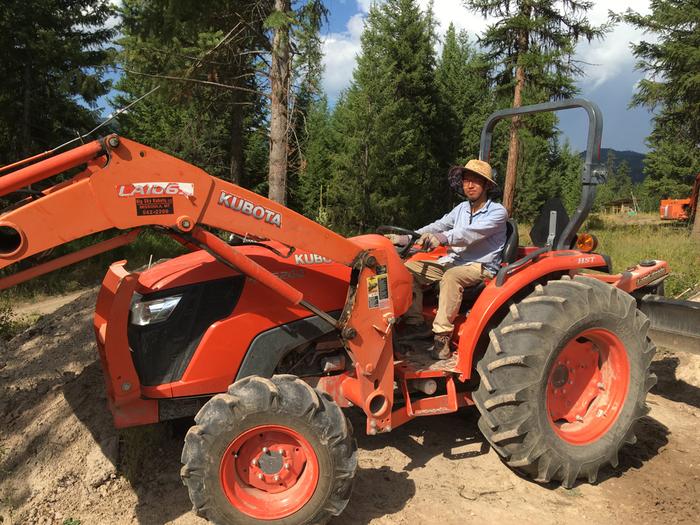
[0,289,698,525]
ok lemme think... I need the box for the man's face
[462,172,487,202]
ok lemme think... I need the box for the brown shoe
[398,322,433,341]
[430,333,453,360]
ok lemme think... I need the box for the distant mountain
[580,148,646,183]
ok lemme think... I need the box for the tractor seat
[459,218,519,311]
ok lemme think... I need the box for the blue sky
[319,1,655,153]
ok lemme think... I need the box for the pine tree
[297,97,333,221]
[614,160,634,201]
[557,140,584,215]
[287,0,327,211]
[0,0,115,164]
[374,0,443,225]
[621,1,700,146]
[267,0,292,204]
[116,0,266,183]
[117,0,327,204]
[435,24,493,164]
[620,1,700,236]
[511,129,561,220]
[464,0,606,215]
[326,0,443,233]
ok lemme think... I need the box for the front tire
[181,375,357,524]
[473,275,656,487]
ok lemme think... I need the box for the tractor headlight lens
[130,294,183,326]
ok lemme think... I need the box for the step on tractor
[1,99,698,524]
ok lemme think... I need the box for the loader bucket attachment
[639,294,700,355]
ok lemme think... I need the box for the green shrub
[0,302,24,341]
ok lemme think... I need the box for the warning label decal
[367,273,390,309]
[136,197,174,216]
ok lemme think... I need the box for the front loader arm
[0,136,359,270]
[0,135,410,435]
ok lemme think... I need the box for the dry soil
[0,289,698,525]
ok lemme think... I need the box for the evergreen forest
[1,0,699,235]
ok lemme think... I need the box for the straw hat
[463,159,496,186]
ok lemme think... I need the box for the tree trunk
[229,91,244,185]
[503,5,531,216]
[503,63,524,215]
[21,61,32,157]
[692,205,700,241]
[268,0,290,204]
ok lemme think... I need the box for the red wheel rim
[219,425,320,519]
[546,328,630,445]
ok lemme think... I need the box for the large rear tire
[473,275,656,487]
[181,375,357,524]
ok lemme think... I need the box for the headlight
[130,293,183,326]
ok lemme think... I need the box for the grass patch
[587,214,700,297]
[519,213,700,297]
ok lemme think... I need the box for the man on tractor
[387,159,508,359]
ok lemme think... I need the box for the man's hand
[384,233,411,246]
[418,232,448,250]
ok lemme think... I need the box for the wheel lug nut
[274,475,279,481]
[576,415,584,422]
[251,458,257,466]
[284,463,290,470]
[262,447,268,453]
[597,382,605,390]
[257,473,264,480]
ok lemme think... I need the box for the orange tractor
[0,99,691,524]
[659,173,700,221]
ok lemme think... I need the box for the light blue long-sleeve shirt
[417,199,508,275]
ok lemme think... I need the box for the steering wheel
[376,225,421,258]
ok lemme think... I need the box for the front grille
[128,276,245,386]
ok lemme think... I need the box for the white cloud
[357,0,380,13]
[417,0,495,41]
[575,1,653,90]
[321,13,366,98]
[322,0,655,99]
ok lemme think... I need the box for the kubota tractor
[0,99,688,524]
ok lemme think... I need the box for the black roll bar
[478,98,607,250]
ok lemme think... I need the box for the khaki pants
[404,260,490,334]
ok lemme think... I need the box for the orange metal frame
[0,135,671,433]
[659,173,700,221]
[0,136,412,434]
